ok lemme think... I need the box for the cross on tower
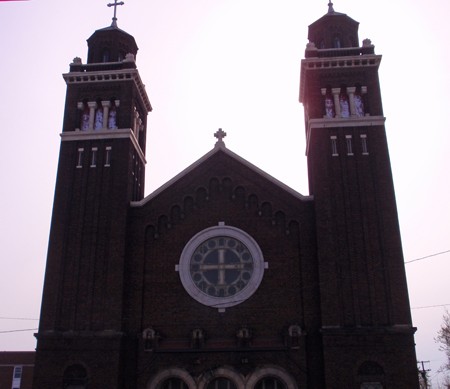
[107,0,124,26]
[214,128,227,147]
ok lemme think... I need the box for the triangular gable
[131,144,313,208]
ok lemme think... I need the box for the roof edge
[131,145,313,207]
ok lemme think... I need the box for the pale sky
[0,0,449,386]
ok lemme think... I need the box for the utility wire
[0,328,38,334]
[0,317,38,321]
[1,249,449,333]
[412,304,450,310]
[405,249,450,264]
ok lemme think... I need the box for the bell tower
[300,3,419,388]
[33,7,151,388]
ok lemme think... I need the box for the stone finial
[363,39,373,47]
[72,57,82,65]
[328,1,335,13]
[123,53,135,62]
[306,42,317,51]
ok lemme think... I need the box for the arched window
[102,50,110,63]
[108,101,117,129]
[358,361,384,389]
[62,364,87,389]
[255,377,286,389]
[339,88,350,118]
[80,103,89,131]
[94,100,103,130]
[207,378,237,389]
[354,87,365,117]
[317,38,325,49]
[161,378,189,389]
[334,36,341,48]
[324,88,335,118]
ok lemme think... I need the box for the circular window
[179,225,265,308]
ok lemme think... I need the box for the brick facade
[33,6,419,389]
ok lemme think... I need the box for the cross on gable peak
[214,128,227,148]
[107,0,125,27]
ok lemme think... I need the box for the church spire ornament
[107,0,124,27]
[214,128,227,148]
[327,1,335,13]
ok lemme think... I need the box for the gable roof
[130,143,313,208]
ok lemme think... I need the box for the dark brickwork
[33,8,419,389]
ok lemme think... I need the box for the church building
[33,3,420,389]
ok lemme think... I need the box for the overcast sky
[0,0,449,385]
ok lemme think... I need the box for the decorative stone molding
[197,366,245,389]
[246,366,298,389]
[147,368,196,389]
[142,327,161,350]
[236,326,253,348]
[191,328,205,349]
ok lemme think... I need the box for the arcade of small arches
[77,98,119,131]
[76,99,144,139]
[146,366,298,389]
[321,85,367,119]
[60,362,385,389]
[144,179,301,241]
[315,33,358,50]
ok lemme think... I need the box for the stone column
[347,87,357,117]
[331,88,341,118]
[101,101,111,130]
[87,102,97,130]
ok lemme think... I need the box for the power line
[0,317,38,321]
[412,304,450,310]
[0,328,38,334]
[405,250,450,264]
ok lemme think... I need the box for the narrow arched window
[339,88,350,118]
[80,104,90,131]
[103,50,110,63]
[324,88,335,118]
[108,103,117,129]
[317,38,325,49]
[334,37,341,48]
[354,87,365,117]
[94,100,103,130]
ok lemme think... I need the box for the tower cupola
[86,1,138,64]
[307,2,360,51]
[87,24,138,64]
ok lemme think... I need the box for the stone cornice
[299,54,382,103]
[320,325,417,335]
[63,68,152,112]
[34,329,124,339]
[306,116,386,156]
[61,128,146,164]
